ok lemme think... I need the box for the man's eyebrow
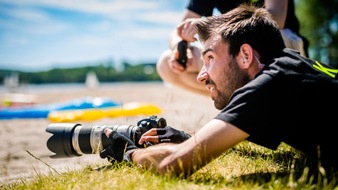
[202,48,212,57]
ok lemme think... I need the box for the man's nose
[197,66,208,83]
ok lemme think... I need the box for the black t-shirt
[187,0,300,35]
[215,48,338,169]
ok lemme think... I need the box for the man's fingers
[172,61,185,72]
[169,54,185,72]
[138,128,159,145]
[142,128,158,136]
[139,136,159,145]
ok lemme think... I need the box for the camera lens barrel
[73,125,104,155]
[46,123,141,158]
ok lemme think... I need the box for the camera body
[46,115,166,158]
[175,40,188,68]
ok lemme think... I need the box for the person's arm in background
[157,8,209,96]
[265,0,307,56]
[264,0,288,29]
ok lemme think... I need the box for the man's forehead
[202,35,219,50]
[202,35,227,53]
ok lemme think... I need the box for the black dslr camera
[46,115,166,158]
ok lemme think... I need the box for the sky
[0,0,188,71]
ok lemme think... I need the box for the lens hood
[46,123,82,158]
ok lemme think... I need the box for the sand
[0,82,218,184]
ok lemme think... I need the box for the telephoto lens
[46,115,166,158]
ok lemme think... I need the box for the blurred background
[0,0,337,87]
[0,0,337,183]
[296,0,338,67]
[0,0,187,71]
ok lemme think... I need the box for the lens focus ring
[72,125,84,156]
[90,125,104,154]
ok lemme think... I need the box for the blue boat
[0,96,120,119]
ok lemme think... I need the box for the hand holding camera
[99,130,138,163]
[99,125,191,163]
[46,115,191,162]
[158,126,191,143]
[138,126,191,145]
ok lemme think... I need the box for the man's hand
[169,46,201,74]
[138,126,191,145]
[177,18,199,42]
[100,129,138,163]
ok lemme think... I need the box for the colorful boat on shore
[48,102,162,122]
[0,97,120,119]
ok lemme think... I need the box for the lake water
[0,81,163,94]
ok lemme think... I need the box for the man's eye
[208,55,213,61]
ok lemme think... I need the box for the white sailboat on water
[85,71,99,89]
[4,72,19,92]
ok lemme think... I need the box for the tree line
[296,0,338,67]
[0,62,162,85]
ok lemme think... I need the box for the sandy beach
[0,82,218,184]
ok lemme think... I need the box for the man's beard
[211,58,250,110]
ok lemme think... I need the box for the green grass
[2,142,338,190]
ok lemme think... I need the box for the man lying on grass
[100,4,338,177]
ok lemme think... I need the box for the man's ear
[238,44,254,69]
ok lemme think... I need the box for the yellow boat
[48,102,162,122]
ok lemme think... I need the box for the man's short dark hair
[195,4,286,64]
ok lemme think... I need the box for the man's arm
[264,0,288,29]
[132,119,249,176]
[159,8,208,96]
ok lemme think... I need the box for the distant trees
[0,62,161,85]
[296,0,338,67]
[2,1,338,85]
